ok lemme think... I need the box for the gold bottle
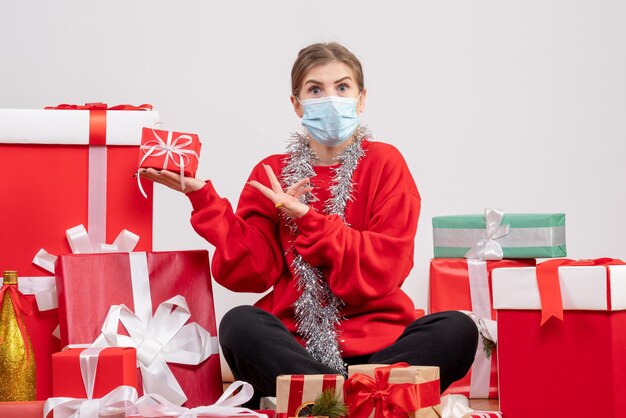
[0,271,36,401]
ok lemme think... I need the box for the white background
[2,0,625,371]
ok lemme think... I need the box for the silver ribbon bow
[464,208,510,260]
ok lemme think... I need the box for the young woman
[141,42,478,404]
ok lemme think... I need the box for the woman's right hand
[138,168,206,194]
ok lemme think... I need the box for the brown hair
[291,42,364,97]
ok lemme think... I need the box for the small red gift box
[52,347,138,398]
[463,412,502,418]
[275,374,344,418]
[430,258,535,398]
[55,250,222,408]
[492,259,626,418]
[0,401,45,418]
[0,103,158,399]
[138,127,201,178]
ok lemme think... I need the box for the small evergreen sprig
[297,389,348,417]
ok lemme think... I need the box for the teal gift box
[432,209,566,259]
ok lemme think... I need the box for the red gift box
[492,260,626,418]
[463,412,502,418]
[55,250,223,408]
[429,258,535,398]
[275,374,344,418]
[138,127,201,178]
[52,347,138,398]
[0,103,158,399]
[0,401,45,418]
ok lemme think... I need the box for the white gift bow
[43,385,138,418]
[135,381,268,418]
[92,296,218,406]
[31,224,139,310]
[137,129,199,198]
[440,394,474,418]
[464,311,497,345]
[464,209,510,261]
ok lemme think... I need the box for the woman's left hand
[248,164,312,219]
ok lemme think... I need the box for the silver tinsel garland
[280,126,371,375]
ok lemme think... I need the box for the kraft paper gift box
[0,103,158,399]
[492,259,626,418]
[429,258,535,398]
[52,347,138,398]
[55,250,223,408]
[275,374,344,418]
[432,209,566,259]
[345,364,441,418]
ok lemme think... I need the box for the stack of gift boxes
[2,103,624,418]
[429,209,626,418]
[0,104,267,417]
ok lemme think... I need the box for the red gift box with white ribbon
[137,127,201,197]
[0,103,158,399]
[55,250,223,408]
[52,347,138,399]
[493,258,626,418]
[429,258,535,398]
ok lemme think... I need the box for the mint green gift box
[432,211,566,259]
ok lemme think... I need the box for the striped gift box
[463,412,503,418]
[275,374,343,418]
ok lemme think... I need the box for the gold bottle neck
[2,271,18,285]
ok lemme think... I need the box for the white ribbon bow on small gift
[135,381,268,418]
[43,347,139,418]
[137,129,199,198]
[92,289,219,406]
[464,208,510,261]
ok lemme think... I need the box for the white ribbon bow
[137,129,199,198]
[135,381,268,418]
[43,385,138,418]
[31,224,139,310]
[465,311,497,345]
[464,208,510,261]
[92,295,218,406]
[441,394,474,418]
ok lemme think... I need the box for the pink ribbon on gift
[43,347,139,418]
[134,381,268,418]
[137,129,199,198]
[91,252,219,406]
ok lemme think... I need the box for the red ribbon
[0,284,33,364]
[537,258,625,325]
[44,102,153,145]
[344,363,440,418]
[44,102,153,111]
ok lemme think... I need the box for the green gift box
[432,209,566,259]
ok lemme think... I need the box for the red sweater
[187,139,421,357]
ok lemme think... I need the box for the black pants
[219,306,478,406]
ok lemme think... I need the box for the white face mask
[298,95,361,147]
